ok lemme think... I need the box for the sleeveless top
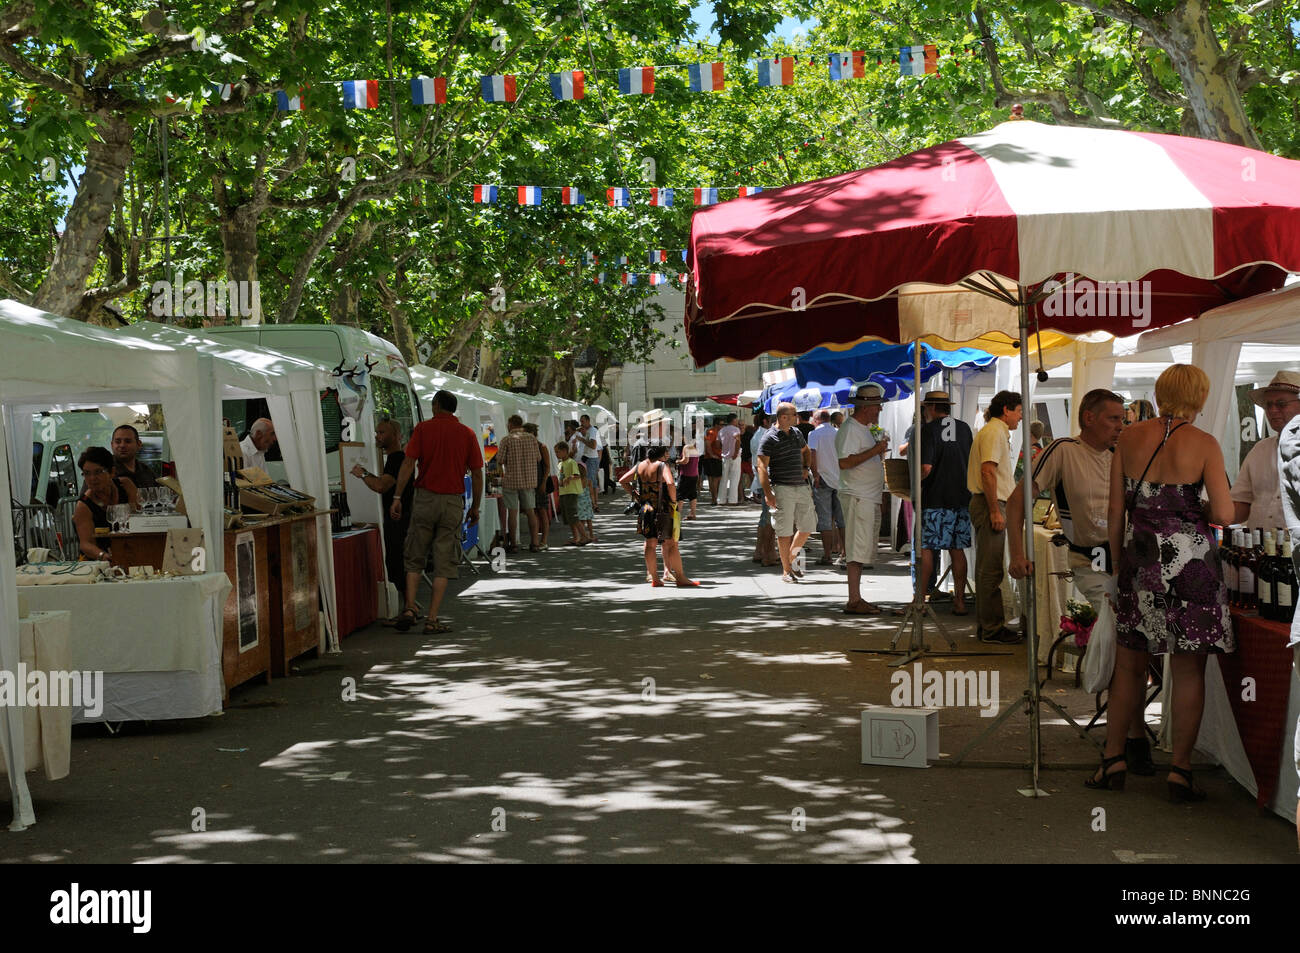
[81,481,128,529]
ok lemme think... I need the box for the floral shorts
[922,506,972,550]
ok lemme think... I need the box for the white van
[29,410,116,506]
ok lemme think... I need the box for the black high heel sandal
[1084,754,1126,791]
[1167,765,1207,803]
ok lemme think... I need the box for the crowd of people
[350,370,1299,812]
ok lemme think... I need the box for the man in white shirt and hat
[837,383,889,613]
[1233,371,1300,531]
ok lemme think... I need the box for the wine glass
[159,487,176,513]
[141,487,157,514]
[108,504,129,534]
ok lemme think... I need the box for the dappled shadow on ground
[4,504,1294,864]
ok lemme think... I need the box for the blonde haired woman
[1088,364,1234,802]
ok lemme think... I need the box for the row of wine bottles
[1220,527,1297,623]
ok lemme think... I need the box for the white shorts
[842,493,880,566]
[771,483,815,538]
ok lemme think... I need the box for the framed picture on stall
[235,531,259,651]
[338,440,381,526]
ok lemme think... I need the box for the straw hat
[1250,371,1300,407]
[850,382,886,407]
[921,390,952,405]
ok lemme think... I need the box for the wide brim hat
[921,390,952,405]
[849,382,886,407]
[1250,371,1300,407]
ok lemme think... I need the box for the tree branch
[0,42,87,102]
[1055,0,1169,44]
[92,0,270,84]
[1135,53,1188,107]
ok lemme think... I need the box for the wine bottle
[1238,529,1256,611]
[1277,530,1297,624]
[1258,530,1276,621]
[1223,528,1239,607]
[341,493,351,530]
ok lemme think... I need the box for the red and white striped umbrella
[686,120,1300,365]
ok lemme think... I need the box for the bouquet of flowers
[1060,599,1098,647]
[869,424,887,441]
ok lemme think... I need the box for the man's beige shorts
[842,492,881,566]
[404,489,464,578]
[501,486,535,511]
[772,483,815,538]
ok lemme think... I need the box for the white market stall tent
[0,300,208,829]
[114,322,340,650]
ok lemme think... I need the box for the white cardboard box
[861,706,940,768]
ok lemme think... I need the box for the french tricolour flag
[211,83,233,101]
[343,80,378,109]
[829,51,865,81]
[738,186,764,198]
[756,56,794,87]
[649,188,673,207]
[617,255,629,265]
[276,91,303,111]
[607,188,631,207]
[561,187,584,205]
[411,76,446,105]
[480,74,518,103]
[694,187,718,206]
[594,272,605,284]
[649,273,665,286]
[621,273,637,286]
[473,185,498,204]
[648,249,667,264]
[688,62,725,93]
[549,70,584,100]
[517,186,543,206]
[582,252,598,266]
[618,67,655,95]
[900,44,938,76]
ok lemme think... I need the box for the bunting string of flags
[467,183,767,206]
[254,41,959,112]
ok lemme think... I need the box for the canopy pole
[951,286,1097,791]
[881,340,956,667]
[1018,295,1045,795]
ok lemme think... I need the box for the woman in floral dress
[1088,365,1235,802]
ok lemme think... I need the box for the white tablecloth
[477,495,501,554]
[0,611,72,780]
[22,573,229,723]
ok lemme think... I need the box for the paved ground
[3,500,1297,863]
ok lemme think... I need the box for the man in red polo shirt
[390,389,483,634]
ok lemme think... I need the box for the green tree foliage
[2,1,1299,397]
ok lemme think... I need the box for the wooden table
[224,511,325,689]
